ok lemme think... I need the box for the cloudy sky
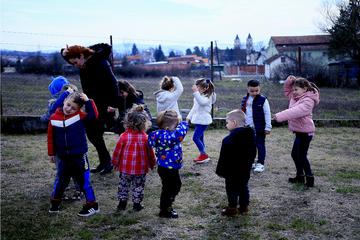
[1,0,330,53]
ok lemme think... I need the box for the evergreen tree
[185,48,192,55]
[131,43,139,55]
[168,50,176,58]
[154,45,166,61]
[193,46,202,56]
[326,0,360,62]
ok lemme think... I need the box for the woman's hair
[160,76,174,91]
[124,104,151,131]
[118,80,139,97]
[157,110,179,130]
[62,45,94,62]
[226,109,245,126]
[65,92,85,108]
[195,78,215,97]
[294,77,320,94]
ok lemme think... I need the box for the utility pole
[215,41,222,80]
[110,35,114,71]
[298,46,302,75]
[210,41,214,118]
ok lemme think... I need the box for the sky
[1,0,331,54]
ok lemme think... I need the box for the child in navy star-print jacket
[148,110,188,218]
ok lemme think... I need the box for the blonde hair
[226,109,245,126]
[157,110,179,130]
[124,104,152,131]
[195,78,215,97]
[293,77,320,94]
[160,76,174,91]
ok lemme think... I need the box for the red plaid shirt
[112,128,156,175]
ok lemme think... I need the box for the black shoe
[305,176,314,187]
[100,165,113,175]
[288,175,305,184]
[49,199,61,213]
[159,208,178,218]
[90,165,104,173]
[117,201,127,211]
[78,202,99,217]
[133,203,144,212]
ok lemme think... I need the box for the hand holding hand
[49,156,55,163]
[272,115,278,122]
[107,106,116,112]
[265,130,271,135]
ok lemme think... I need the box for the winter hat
[48,76,69,96]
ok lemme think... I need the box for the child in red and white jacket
[48,92,100,216]
[112,104,156,212]
[273,75,320,187]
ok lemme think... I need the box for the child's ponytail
[195,78,215,97]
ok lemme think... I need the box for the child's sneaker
[193,153,210,164]
[78,202,99,217]
[49,204,60,213]
[253,163,265,173]
[49,199,61,213]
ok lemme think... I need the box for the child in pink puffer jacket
[273,75,320,187]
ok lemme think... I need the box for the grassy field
[1,73,360,119]
[1,127,360,240]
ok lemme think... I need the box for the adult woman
[61,43,118,175]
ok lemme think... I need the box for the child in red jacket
[48,92,99,217]
[112,104,155,212]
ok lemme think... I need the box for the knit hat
[48,76,69,96]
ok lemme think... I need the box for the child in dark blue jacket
[216,109,256,216]
[47,92,99,217]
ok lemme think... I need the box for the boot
[159,207,178,218]
[288,175,305,184]
[133,203,144,212]
[305,176,314,187]
[117,200,127,211]
[221,207,238,216]
[238,205,249,215]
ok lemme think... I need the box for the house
[264,54,296,79]
[167,55,208,65]
[266,35,331,65]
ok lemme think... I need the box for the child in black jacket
[216,109,256,216]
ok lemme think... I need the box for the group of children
[46,74,320,218]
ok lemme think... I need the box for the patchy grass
[2,73,360,119]
[1,127,360,239]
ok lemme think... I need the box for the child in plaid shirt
[112,104,156,211]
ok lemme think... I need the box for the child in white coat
[154,76,183,118]
[186,78,216,164]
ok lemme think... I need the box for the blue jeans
[291,132,313,176]
[255,132,266,165]
[52,153,96,202]
[193,124,208,154]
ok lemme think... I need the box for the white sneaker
[252,162,257,169]
[254,163,265,173]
